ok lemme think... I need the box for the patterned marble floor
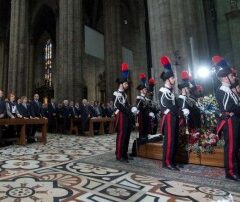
[0,133,239,202]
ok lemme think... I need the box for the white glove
[131,107,139,115]
[149,112,155,118]
[182,108,190,117]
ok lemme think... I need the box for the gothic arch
[30,4,56,44]
[28,3,57,99]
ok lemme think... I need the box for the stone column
[203,0,219,56]
[226,9,240,67]
[57,0,83,101]
[131,0,148,102]
[3,42,9,92]
[8,0,29,96]
[147,0,175,92]
[148,0,209,94]
[0,39,4,88]
[104,0,122,101]
[27,39,34,97]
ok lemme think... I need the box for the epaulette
[136,96,145,100]
[178,95,186,100]
[159,87,171,93]
[113,91,122,97]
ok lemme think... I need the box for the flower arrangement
[186,128,224,155]
[198,95,220,128]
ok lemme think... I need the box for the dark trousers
[223,116,240,176]
[138,112,149,138]
[48,116,57,132]
[58,117,70,133]
[81,117,89,132]
[162,113,178,167]
[31,125,37,138]
[26,125,32,139]
[116,112,131,160]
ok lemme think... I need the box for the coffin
[137,142,224,167]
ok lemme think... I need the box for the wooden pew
[0,118,48,146]
[88,117,115,136]
[70,118,81,134]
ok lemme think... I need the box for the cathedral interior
[0,0,239,103]
[0,0,240,201]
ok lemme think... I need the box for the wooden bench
[0,118,48,146]
[70,118,81,134]
[88,117,115,136]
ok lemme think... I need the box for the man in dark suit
[80,99,91,134]
[69,101,77,118]
[0,90,6,118]
[89,101,98,118]
[48,98,57,132]
[75,102,81,118]
[29,94,46,142]
[89,101,100,133]
[0,90,6,143]
[58,100,71,134]
[18,96,32,140]
[93,101,103,117]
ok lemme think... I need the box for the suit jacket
[89,106,98,117]
[106,107,114,117]
[69,106,76,117]
[48,103,57,118]
[18,103,31,118]
[6,101,20,118]
[0,99,6,117]
[58,106,71,118]
[75,107,81,117]
[30,100,43,118]
[80,105,90,121]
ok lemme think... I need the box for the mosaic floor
[0,133,239,202]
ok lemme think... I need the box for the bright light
[197,66,210,79]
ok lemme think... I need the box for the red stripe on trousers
[138,113,143,134]
[227,118,234,176]
[166,113,171,166]
[117,112,123,160]
[217,120,226,137]
[160,114,166,134]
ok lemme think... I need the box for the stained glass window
[44,39,53,87]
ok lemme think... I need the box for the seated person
[0,90,7,143]
[58,100,71,133]
[89,101,100,133]
[69,101,77,118]
[48,99,57,133]
[6,93,22,138]
[80,99,91,134]
[17,96,32,141]
[42,104,49,118]
[29,94,45,143]
[106,101,115,117]
[6,93,22,119]
[17,96,32,119]
[75,102,81,118]
[93,101,102,117]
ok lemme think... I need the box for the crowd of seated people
[0,89,115,145]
